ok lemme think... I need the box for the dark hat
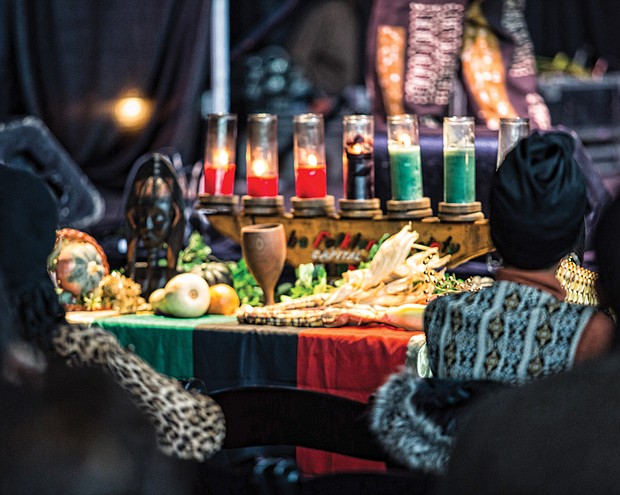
[0,165,64,348]
[490,131,588,270]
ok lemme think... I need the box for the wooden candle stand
[386,197,433,219]
[290,195,337,218]
[337,198,383,219]
[437,201,485,222]
[197,194,240,215]
[197,197,494,269]
[241,195,285,216]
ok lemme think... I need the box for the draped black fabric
[0,0,211,194]
[0,165,65,349]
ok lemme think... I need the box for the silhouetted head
[0,165,64,355]
[490,131,588,270]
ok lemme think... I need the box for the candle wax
[344,151,374,200]
[443,147,476,203]
[203,163,236,195]
[388,145,422,201]
[247,175,278,197]
[295,164,327,198]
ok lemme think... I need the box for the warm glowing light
[114,96,152,131]
[216,149,229,166]
[251,159,268,177]
[399,133,412,147]
[352,143,363,154]
[307,153,318,167]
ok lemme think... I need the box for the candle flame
[252,159,268,177]
[308,153,317,167]
[352,143,362,154]
[399,134,412,147]
[217,150,229,166]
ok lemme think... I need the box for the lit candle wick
[252,158,268,177]
[307,153,317,167]
[217,150,229,166]
[351,143,362,154]
[399,134,412,147]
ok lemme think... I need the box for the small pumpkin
[55,242,106,297]
[190,261,233,287]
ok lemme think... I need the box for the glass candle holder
[387,114,423,201]
[443,116,476,204]
[497,117,530,169]
[342,114,374,200]
[246,113,278,197]
[293,113,326,199]
[203,113,237,195]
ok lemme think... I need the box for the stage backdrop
[0,0,211,196]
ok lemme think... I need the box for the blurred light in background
[114,94,153,131]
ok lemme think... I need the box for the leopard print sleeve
[52,323,226,461]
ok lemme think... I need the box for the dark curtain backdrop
[1,0,619,197]
[526,1,620,69]
[0,0,211,194]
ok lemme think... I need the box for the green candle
[388,144,422,200]
[444,147,475,203]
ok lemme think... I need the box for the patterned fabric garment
[52,323,226,461]
[425,280,596,384]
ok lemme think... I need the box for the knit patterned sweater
[425,280,596,384]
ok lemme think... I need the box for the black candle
[344,134,374,200]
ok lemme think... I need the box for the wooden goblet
[240,223,286,306]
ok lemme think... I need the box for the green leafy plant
[277,263,332,302]
[177,231,213,272]
[229,258,263,306]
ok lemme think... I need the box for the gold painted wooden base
[438,201,484,223]
[198,207,493,269]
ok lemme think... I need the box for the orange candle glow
[203,113,237,196]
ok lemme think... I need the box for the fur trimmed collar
[369,370,505,473]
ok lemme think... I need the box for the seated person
[0,164,225,463]
[368,131,614,475]
[1,343,202,495]
[439,194,620,495]
[425,130,614,384]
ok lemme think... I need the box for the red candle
[247,175,279,197]
[204,150,236,195]
[203,113,237,196]
[293,114,327,199]
[247,158,278,197]
[295,153,326,198]
[246,114,279,197]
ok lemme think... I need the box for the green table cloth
[95,314,236,379]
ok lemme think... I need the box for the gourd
[149,273,211,318]
[190,261,233,287]
[55,242,106,297]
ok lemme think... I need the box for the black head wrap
[490,131,588,270]
[0,165,65,350]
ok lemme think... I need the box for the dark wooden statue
[125,152,185,297]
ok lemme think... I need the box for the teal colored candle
[443,147,476,203]
[388,144,423,200]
